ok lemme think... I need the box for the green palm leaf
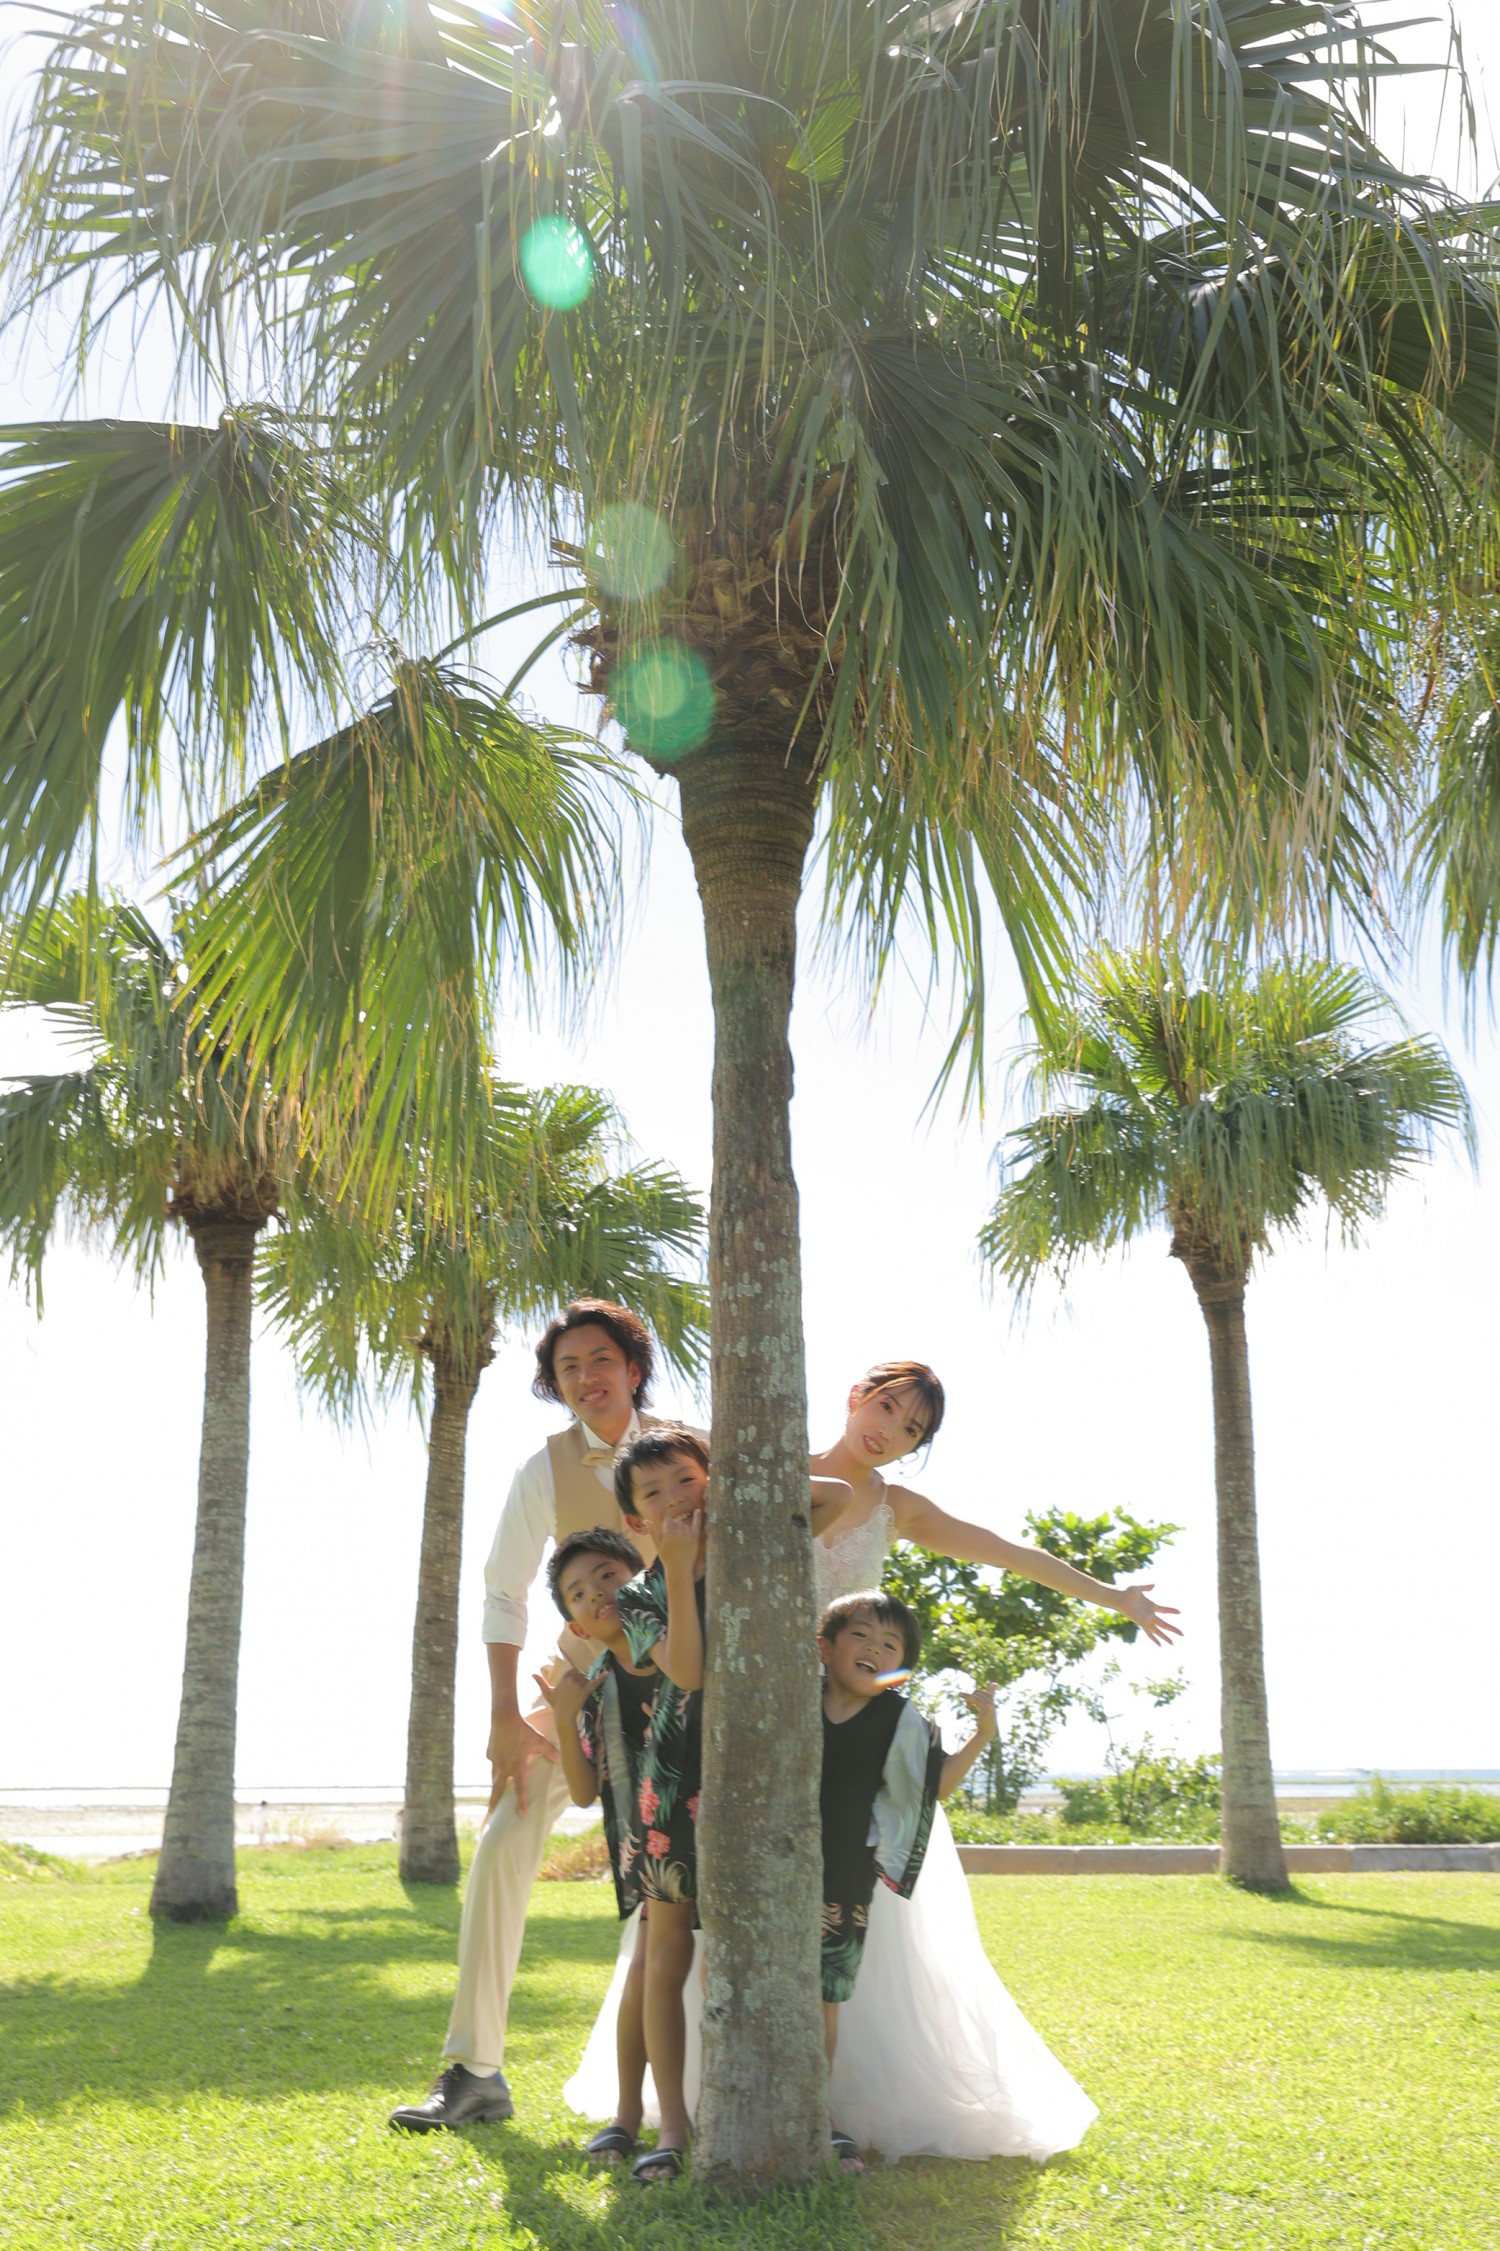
[170,657,633,1212]
[0,892,293,1283]
[1411,607,1500,987]
[262,1077,706,1416]
[0,412,357,917]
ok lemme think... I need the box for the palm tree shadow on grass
[1224,1889,1498,1975]
[454,2125,1042,2251]
[849,2149,1050,2251]
[397,1873,464,1919]
[0,1883,615,2120]
[1,1867,1054,2236]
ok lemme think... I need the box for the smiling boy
[817,1589,996,2171]
[533,1526,660,2168]
[604,1425,851,2182]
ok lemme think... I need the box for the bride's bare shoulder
[882,1480,924,1530]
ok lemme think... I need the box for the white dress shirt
[481,1411,642,1647]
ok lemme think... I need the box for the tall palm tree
[10,0,1500,2179]
[0,896,296,1921]
[262,1082,706,1885]
[980,950,1472,1889]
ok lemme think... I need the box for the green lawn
[1,1847,1495,2250]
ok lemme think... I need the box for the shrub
[1315,1778,1500,1844]
[944,1803,1259,1847]
[538,1826,610,1881]
[1056,1751,1221,1834]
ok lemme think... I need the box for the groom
[389,1297,677,2131]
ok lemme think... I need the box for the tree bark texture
[676,740,826,2192]
[1189,1265,1289,1891]
[151,1218,261,1922]
[401,1346,481,1885]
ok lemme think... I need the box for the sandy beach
[1,1794,602,1859]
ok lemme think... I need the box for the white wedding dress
[564,1492,1097,2162]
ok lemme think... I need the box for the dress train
[562,1807,1096,2162]
[826,1805,1096,2160]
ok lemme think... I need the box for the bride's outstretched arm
[888,1485,1183,1648]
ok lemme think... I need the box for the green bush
[1055,1750,1221,1834]
[1315,1778,1500,1844]
[943,1803,1311,1848]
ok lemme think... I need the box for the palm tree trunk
[1187,1263,1288,1891]
[401,1342,482,1885]
[151,1217,261,1922]
[675,738,825,2192]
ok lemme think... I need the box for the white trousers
[441,1757,573,2076]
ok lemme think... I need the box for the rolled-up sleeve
[481,1450,555,1646]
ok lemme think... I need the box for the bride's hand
[1118,1584,1182,1645]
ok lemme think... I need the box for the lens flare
[613,640,715,759]
[870,1668,912,1690]
[606,3,660,86]
[590,501,675,602]
[519,217,593,310]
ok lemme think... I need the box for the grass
[1,1845,1495,2250]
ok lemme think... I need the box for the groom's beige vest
[545,1414,672,1568]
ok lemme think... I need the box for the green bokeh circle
[590,502,676,602]
[519,217,593,310]
[613,642,715,760]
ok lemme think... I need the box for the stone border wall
[956,1842,1500,1874]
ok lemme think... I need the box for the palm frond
[0,891,299,1288]
[262,1073,706,1418]
[0,413,359,921]
[1412,616,1500,989]
[171,659,634,1215]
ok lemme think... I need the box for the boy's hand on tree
[1118,1584,1182,1646]
[660,1508,704,1569]
[961,1683,1000,1740]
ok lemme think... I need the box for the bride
[565,1358,1180,2163]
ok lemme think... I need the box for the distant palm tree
[981,952,1472,1889]
[262,1084,706,1885]
[0,896,295,1921]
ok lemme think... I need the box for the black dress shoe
[388,2064,515,2132]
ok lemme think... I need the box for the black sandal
[830,2130,865,2174]
[631,2145,685,2185]
[584,2125,637,2165]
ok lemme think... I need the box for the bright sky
[2,6,1499,1795]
